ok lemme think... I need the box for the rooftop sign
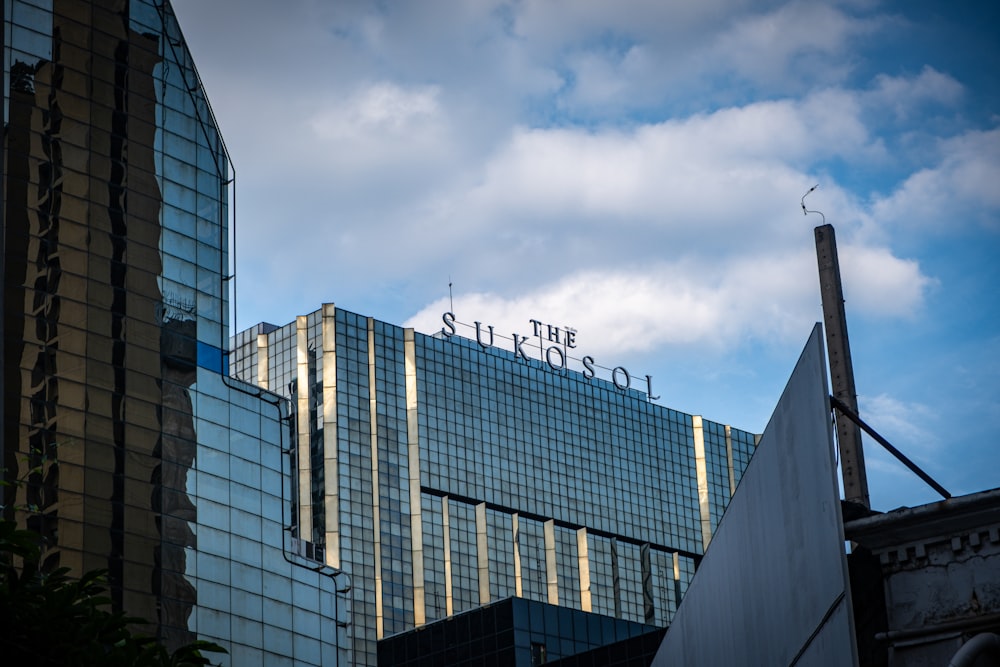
[440,311,659,400]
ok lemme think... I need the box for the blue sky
[172,0,999,512]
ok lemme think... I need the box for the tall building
[3,2,758,664]
[2,2,345,664]
[232,305,759,664]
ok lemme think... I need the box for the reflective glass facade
[235,304,758,665]
[377,596,665,667]
[2,2,345,664]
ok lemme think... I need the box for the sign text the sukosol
[440,312,659,399]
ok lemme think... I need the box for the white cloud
[174,0,949,336]
[306,83,455,172]
[442,87,884,254]
[407,249,817,358]
[211,68,940,344]
[871,128,1000,231]
[245,82,935,337]
[405,228,929,361]
[839,244,934,317]
[560,46,645,111]
[867,66,964,121]
[860,393,939,456]
[513,0,746,49]
[516,1,889,117]
[711,1,873,86]
[310,83,441,138]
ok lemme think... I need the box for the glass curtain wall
[241,304,756,665]
[3,3,348,664]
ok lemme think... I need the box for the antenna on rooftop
[801,184,825,225]
[448,277,454,314]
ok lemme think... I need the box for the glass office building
[232,304,759,665]
[2,1,346,664]
[377,595,666,666]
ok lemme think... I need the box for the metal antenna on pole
[801,184,825,224]
[805,185,870,509]
[448,277,454,314]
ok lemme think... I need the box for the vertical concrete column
[672,552,682,621]
[476,502,490,604]
[404,329,426,625]
[295,316,312,541]
[815,223,870,508]
[256,332,269,390]
[442,496,454,616]
[544,519,558,605]
[641,543,654,624]
[611,538,622,619]
[512,513,523,598]
[321,304,340,568]
[366,318,384,638]
[692,415,712,550]
[577,528,592,612]
[725,424,736,498]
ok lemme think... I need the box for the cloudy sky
[171,0,999,512]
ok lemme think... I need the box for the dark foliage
[0,519,226,666]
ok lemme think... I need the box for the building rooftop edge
[233,305,760,434]
[844,487,1000,548]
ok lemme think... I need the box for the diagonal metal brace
[829,395,951,500]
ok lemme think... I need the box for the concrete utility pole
[815,224,871,509]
